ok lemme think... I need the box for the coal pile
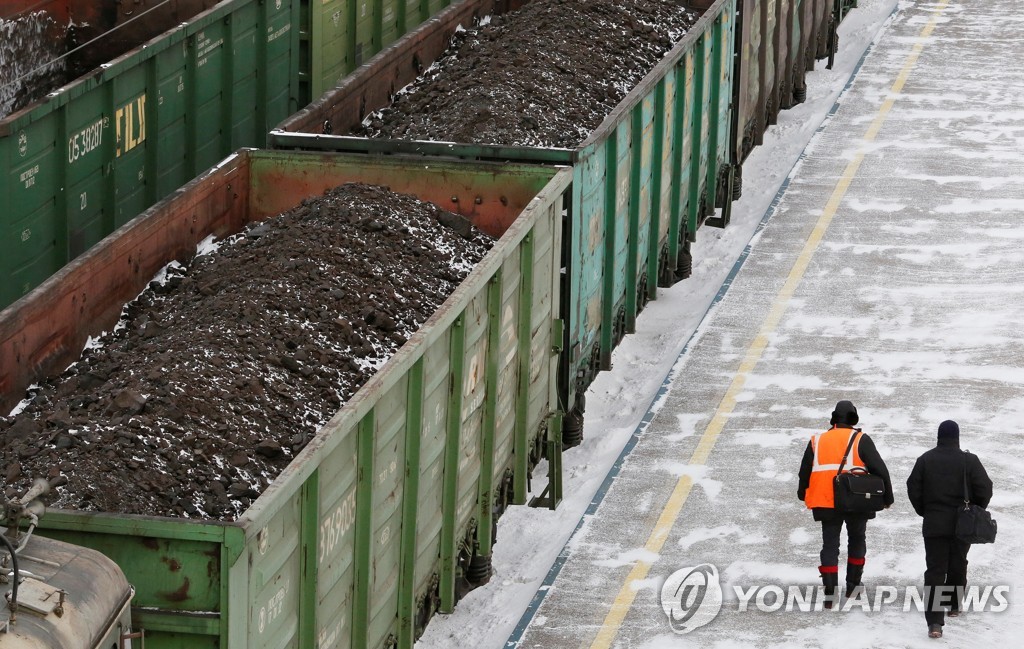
[0,183,494,520]
[0,12,68,118]
[356,0,699,148]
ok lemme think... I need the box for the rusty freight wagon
[0,148,570,648]
[270,0,847,440]
[0,0,467,309]
[272,0,738,442]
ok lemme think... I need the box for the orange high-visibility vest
[805,427,865,509]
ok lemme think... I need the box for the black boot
[820,566,839,609]
[846,559,865,597]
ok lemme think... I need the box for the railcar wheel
[467,553,492,585]
[563,394,585,448]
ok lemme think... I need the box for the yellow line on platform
[588,3,949,647]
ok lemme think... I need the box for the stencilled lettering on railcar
[319,489,357,565]
[19,164,39,189]
[159,76,185,106]
[463,351,486,415]
[318,620,342,649]
[377,458,398,486]
[115,95,147,157]
[267,21,292,43]
[257,579,289,634]
[433,401,445,430]
[501,305,517,365]
[195,31,225,66]
[67,117,106,164]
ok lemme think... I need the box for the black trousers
[820,515,867,567]
[924,535,970,627]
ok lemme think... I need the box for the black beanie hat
[938,420,960,441]
[830,400,859,426]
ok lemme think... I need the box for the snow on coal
[356,0,699,148]
[0,183,494,520]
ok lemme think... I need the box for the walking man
[797,400,894,607]
[907,420,993,639]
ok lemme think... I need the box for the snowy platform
[510,0,1024,647]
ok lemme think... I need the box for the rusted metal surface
[280,0,495,136]
[248,150,551,238]
[0,148,556,413]
[0,155,250,414]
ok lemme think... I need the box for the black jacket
[907,439,992,537]
[797,427,895,521]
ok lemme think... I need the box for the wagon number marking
[68,117,105,164]
[377,458,397,486]
[319,490,356,565]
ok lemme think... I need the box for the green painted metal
[439,315,466,614]
[0,0,469,311]
[0,0,300,310]
[513,234,535,505]
[688,33,709,237]
[476,274,503,558]
[350,412,373,648]
[599,135,618,370]
[625,107,642,333]
[396,360,425,648]
[298,471,320,648]
[648,80,666,295]
[667,59,688,269]
[305,0,454,99]
[9,150,570,648]
[270,0,740,415]
[368,379,407,647]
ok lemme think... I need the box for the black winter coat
[797,427,895,521]
[907,439,992,537]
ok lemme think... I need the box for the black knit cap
[938,420,960,441]
[830,400,859,426]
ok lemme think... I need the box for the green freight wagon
[0,149,571,648]
[272,0,738,442]
[730,0,834,182]
[0,0,460,310]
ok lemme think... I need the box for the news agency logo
[661,563,1011,634]
[660,564,724,634]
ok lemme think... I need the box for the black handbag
[833,431,886,513]
[955,452,996,544]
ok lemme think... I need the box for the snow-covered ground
[415,0,908,647]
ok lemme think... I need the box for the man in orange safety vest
[797,400,894,607]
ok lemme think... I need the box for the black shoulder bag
[955,451,996,544]
[833,430,886,513]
